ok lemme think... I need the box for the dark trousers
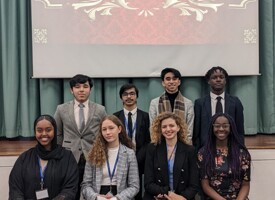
[75,154,86,200]
[100,185,118,195]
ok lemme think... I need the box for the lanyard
[38,157,47,190]
[107,149,119,186]
[167,144,177,191]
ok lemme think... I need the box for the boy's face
[208,69,226,94]
[71,81,91,103]
[162,72,181,94]
[121,87,137,108]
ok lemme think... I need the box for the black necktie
[216,96,223,114]
[79,103,85,132]
[128,112,133,138]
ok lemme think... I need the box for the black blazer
[113,109,150,173]
[143,141,199,200]
[193,93,244,151]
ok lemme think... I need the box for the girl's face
[101,119,121,146]
[161,118,180,141]
[35,119,54,150]
[213,116,230,142]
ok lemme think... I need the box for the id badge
[36,188,49,199]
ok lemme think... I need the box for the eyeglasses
[122,92,136,97]
[213,124,230,129]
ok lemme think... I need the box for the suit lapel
[81,101,94,134]
[224,93,230,113]
[116,145,126,190]
[135,109,143,141]
[205,95,212,118]
[157,142,169,185]
[173,142,186,191]
[117,110,126,127]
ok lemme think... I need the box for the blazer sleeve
[144,112,151,144]
[116,149,140,200]
[184,99,194,145]
[149,98,158,125]
[234,97,245,144]
[180,147,200,199]
[136,112,151,170]
[144,144,170,196]
[54,151,79,200]
[81,162,98,200]
[193,99,202,152]
[9,154,25,200]
[54,105,64,145]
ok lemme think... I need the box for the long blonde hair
[150,112,188,145]
[87,115,134,167]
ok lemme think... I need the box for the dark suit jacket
[193,93,244,151]
[143,141,199,200]
[113,109,150,174]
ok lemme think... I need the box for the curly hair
[150,112,188,145]
[205,66,228,82]
[87,115,134,167]
[202,113,250,178]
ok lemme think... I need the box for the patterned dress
[197,148,251,200]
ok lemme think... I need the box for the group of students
[8,67,251,200]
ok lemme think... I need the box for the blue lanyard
[107,149,119,186]
[167,144,177,191]
[38,157,47,190]
[124,117,137,136]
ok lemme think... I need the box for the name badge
[36,188,49,199]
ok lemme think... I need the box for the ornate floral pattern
[69,0,248,21]
[35,0,257,21]
[33,29,48,44]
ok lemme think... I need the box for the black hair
[160,68,182,81]
[119,83,139,98]
[202,113,250,179]
[69,74,93,89]
[34,114,58,149]
[205,66,228,81]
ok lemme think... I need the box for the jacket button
[79,148,82,151]
[181,169,184,172]
[158,168,161,171]
[158,180,161,183]
[181,181,184,184]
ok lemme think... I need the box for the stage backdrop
[31,0,259,78]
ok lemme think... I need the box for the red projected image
[32,0,257,45]
[31,0,258,78]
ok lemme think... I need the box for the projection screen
[31,0,259,78]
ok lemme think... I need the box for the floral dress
[197,148,251,200]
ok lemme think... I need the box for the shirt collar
[210,92,225,100]
[123,107,137,115]
[74,99,89,108]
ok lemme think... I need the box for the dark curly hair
[205,66,228,82]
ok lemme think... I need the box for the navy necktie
[216,96,223,113]
[128,112,133,138]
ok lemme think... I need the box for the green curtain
[0,0,274,138]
